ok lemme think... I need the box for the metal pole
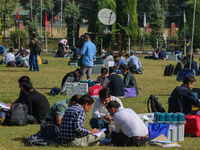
[156,39,158,50]
[40,0,42,38]
[45,27,47,53]
[73,0,75,46]
[143,28,145,51]
[128,37,130,54]
[30,0,33,22]
[51,0,53,37]
[162,0,164,15]
[3,14,5,44]
[101,39,103,52]
[61,0,63,27]
[190,0,196,69]
[184,10,186,55]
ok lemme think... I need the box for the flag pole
[45,11,48,53]
[190,0,196,69]
[127,13,130,54]
[184,10,186,55]
[40,0,42,38]
[143,13,146,51]
[73,0,75,47]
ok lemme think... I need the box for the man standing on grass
[80,34,96,80]
[59,95,105,147]
[29,33,40,71]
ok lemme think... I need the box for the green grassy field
[0,54,200,150]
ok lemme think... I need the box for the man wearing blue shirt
[126,51,142,73]
[114,54,127,70]
[0,43,6,55]
[80,35,96,80]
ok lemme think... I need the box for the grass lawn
[0,54,200,150]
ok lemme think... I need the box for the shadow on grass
[12,137,25,142]
[37,88,52,90]
[0,69,30,72]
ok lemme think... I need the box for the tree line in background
[1,0,200,50]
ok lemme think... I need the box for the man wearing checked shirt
[59,95,105,147]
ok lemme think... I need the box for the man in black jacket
[168,76,200,114]
[21,81,50,123]
[61,68,83,88]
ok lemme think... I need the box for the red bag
[185,115,200,137]
[89,84,102,97]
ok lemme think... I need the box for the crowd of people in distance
[0,33,41,71]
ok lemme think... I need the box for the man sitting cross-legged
[42,94,81,127]
[58,95,105,147]
[90,88,123,130]
[106,101,149,147]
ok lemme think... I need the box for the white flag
[144,13,146,27]
[184,11,186,23]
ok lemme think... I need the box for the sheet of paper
[0,102,10,111]
[93,128,107,137]
[108,61,114,67]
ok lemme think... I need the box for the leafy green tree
[116,0,138,49]
[0,0,19,29]
[26,20,39,37]
[19,0,52,21]
[10,29,29,48]
[149,0,165,49]
[179,0,200,49]
[88,0,116,48]
[63,2,81,45]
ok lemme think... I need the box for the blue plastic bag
[148,123,169,140]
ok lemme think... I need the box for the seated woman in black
[21,81,50,124]
[120,64,138,95]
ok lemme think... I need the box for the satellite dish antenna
[98,8,116,33]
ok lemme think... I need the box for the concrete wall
[3,25,88,38]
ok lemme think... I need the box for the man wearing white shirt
[106,101,149,147]
[90,88,123,130]
[3,48,16,67]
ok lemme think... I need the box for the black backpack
[147,95,166,113]
[6,103,28,126]
[33,39,42,54]
[164,64,174,76]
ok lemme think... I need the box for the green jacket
[123,71,138,95]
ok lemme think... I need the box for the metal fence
[0,37,187,53]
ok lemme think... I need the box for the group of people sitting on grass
[54,39,80,60]
[145,47,183,61]
[61,65,138,97]
[174,54,200,76]
[3,74,198,147]
[0,45,36,68]
[1,75,148,147]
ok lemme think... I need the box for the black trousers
[110,131,149,147]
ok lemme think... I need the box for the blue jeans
[29,52,39,71]
[90,118,108,130]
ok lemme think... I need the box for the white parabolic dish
[98,8,116,25]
